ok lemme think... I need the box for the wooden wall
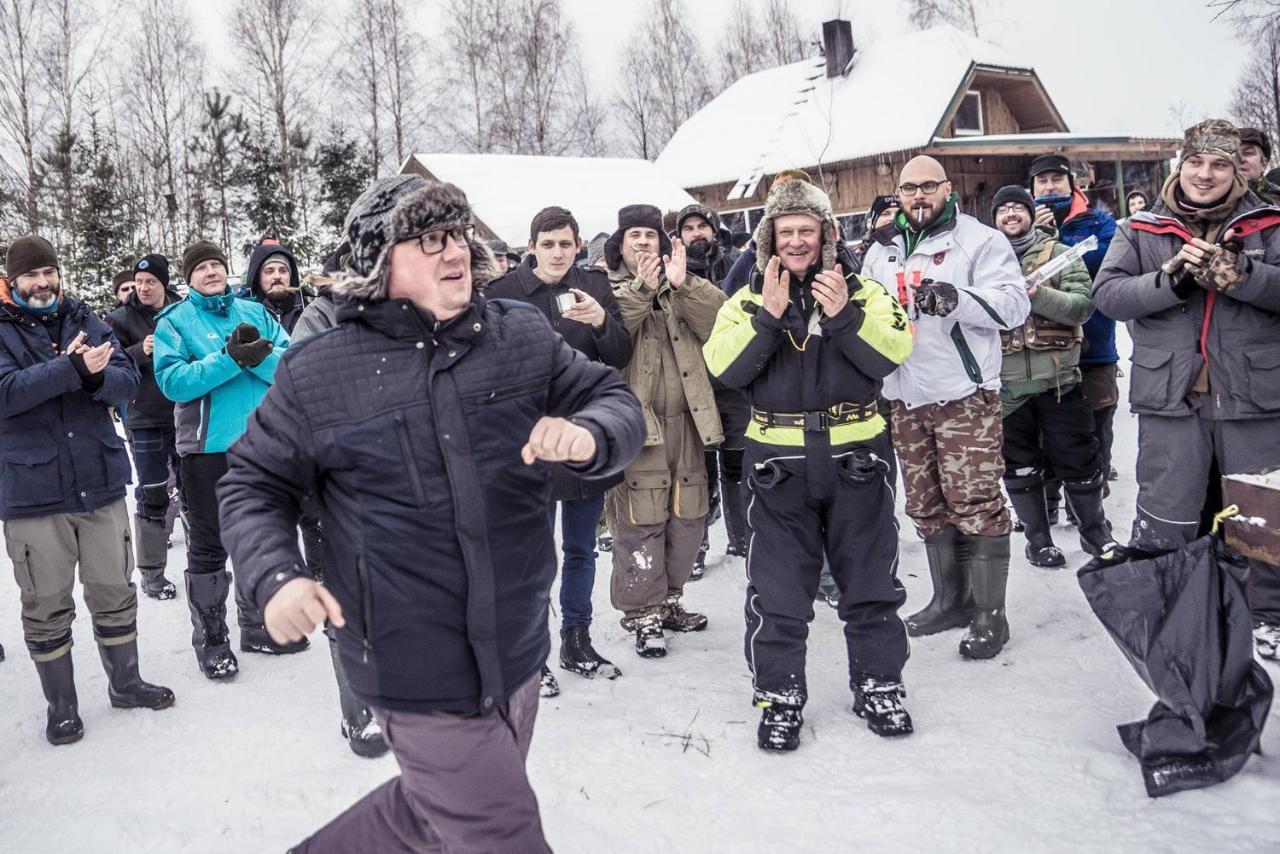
[938,87,1020,139]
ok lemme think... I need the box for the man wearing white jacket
[862,156,1030,660]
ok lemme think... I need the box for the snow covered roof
[401,153,699,248]
[656,26,1052,190]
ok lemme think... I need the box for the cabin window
[954,90,983,136]
[837,212,869,243]
[720,206,764,239]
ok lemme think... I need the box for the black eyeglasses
[413,224,475,255]
[898,181,946,196]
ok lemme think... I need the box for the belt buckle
[803,411,828,432]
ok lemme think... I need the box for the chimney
[822,19,855,79]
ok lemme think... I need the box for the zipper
[481,377,545,404]
[950,325,983,384]
[393,413,429,509]
[355,555,373,663]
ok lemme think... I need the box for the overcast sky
[189,0,1249,141]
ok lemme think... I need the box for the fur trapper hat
[334,178,496,302]
[603,204,673,272]
[1181,119,1241,168]
[753,180,839,274]
[675,203,721,236]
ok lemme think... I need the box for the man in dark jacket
[1094,118,1280,662]
[242,239,308,331]
[705,179,915,750]
[1239,127,1280,205]
[106,253,183,600]
[486,205,632,686]
[218,181,645,852]
[0,236,173,745]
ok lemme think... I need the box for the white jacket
[862,212,1030,408]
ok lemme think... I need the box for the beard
[685,237,713,261]
[21,284,59,308]
[262,283,294,305]
[908,198,945,228]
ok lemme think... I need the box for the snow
[404,153,699,248]
[2,327,1280,853]
[655,26,1035,190]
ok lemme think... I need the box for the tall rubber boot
[237,583,310,655]
[98,639,175,710]
[135,515,177,600]
[959,534,1010,660]
[1064,473,1119,557]
[1006,478,1065,568]
[329,633,387,758]
[721,478,749,557]
[34,652,83,745]
[905,525,973,636]
[185,570,238,680]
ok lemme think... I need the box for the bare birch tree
[0,0,46,229]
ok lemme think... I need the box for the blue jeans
[549,493,604,630]
[127,426,179,521]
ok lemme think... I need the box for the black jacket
[105,288,183,431]
[0,297,138,521]
[218,294,645,715]
[686,241,740,287]
[484,259,633,500]
[241,243,307,334]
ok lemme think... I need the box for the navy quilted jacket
[218,294,645,714]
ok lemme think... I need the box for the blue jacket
[154,287,289,455]
[0,296,138,520]
[218,295,645,715]
[1058,193,1118,366]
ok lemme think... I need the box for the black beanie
[182,240,228,282]
[991,185,1035,221]
[1028,153,1073,186]
[134,253,170,288]
[6,235,59,280]
[868,194,899,225]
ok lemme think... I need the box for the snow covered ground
[2,339,1280,854]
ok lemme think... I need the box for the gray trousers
[4,498,137,661]
[1133,414,1280,550]
[296,673,550,854]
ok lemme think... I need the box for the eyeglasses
[995,204,1027,216]
[898,181,946,196]
[413,224,475,255]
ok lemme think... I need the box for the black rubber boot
[757,703,804,751]
[905,525,973,636]
[329,634,387,758]
[185,570,239,680]
[1007,479,1065,568]
[135,515,177,600]
[1065,474,1120,558]
[1045,479,1063,525]
[236,584,309,656]
[560,625,621,679]
[34,653,83,745]
[98,640,175,710]
[721,477,749,557]
[817,562,841,609]
[959,533,1010,660]
[851,676,913,737]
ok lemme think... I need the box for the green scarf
[896,192,959,256]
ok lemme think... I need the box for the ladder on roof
[726,58,827,202]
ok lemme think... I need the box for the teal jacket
[154,287,289,455]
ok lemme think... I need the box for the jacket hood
[245,242,301,301]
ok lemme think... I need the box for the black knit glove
[67,350,105,392]
[225,323,273,368]
[914,279,959,317]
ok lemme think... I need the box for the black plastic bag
[1077,536,1273,797]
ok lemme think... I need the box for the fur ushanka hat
[603,204,673,272]
[753,179,839,274]
[334,178,496,302]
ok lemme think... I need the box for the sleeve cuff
[254,564,309,612]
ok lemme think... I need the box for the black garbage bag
[1077,536,1273,797]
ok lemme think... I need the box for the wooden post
[1115,158,1126,217]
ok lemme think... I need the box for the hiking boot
[35,653,83,745]
[634,613,666,658]
[539,664,561,698]
[690,547,707,581]
[725,538,748,558]
[559,626,621,679]
[662,596,707,632]
[959,534,1010,660]
[851,676,913,737]
[905,525,972,636]
[757,704,803,751]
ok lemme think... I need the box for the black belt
[752,401,878,432]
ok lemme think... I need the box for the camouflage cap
[1181,119,1241,165]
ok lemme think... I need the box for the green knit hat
[182,240,229,282]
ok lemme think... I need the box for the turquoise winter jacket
[154,287,289,455]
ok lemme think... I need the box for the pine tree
[74,113,128,314]
[315,128,372,238]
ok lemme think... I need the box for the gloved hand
[225,323,273,368]
[914,278,959,317]
[1191,238,1246,293]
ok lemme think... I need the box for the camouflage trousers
[890,388,1011,538]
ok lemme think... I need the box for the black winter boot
[1045,480,1062,526]
[135,515,177,600]
[236,584,310,656]
[560,626,621,679]
[959,534,1010,660]
[185,570,238,680]
[905,525,973,636]
[662,594,707,632]
[34,653,83,745]
[1065,474,1120,558]
[329,634,387,758]
[816,561,841,609]
[0,640,5,662]
[1007,478,1065,568]
[721,477,749,558]
[98,640,175,710]
[539,664,561,697]
[756,699,804,751]
[851,676,913,737]
[634,612,667,658]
